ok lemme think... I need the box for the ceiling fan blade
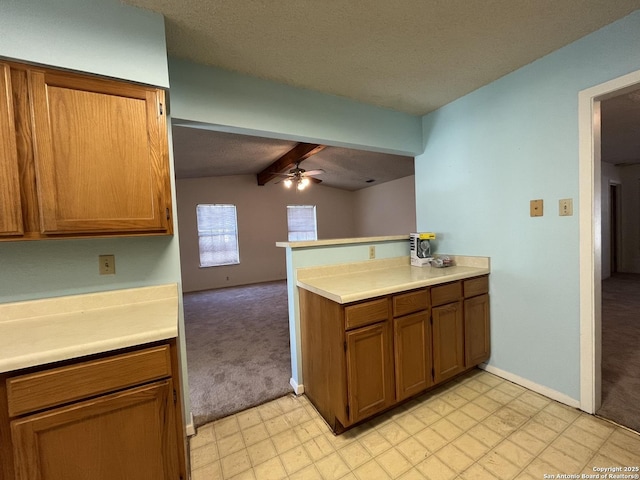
[302,169,325,176]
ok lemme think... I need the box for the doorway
[579,70,640,424]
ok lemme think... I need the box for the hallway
[597,273,640,432]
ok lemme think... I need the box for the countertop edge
[0,327,178,374]
[297,266,490,304]
[276,235,408,248]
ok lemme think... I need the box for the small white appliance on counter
[410,232,436,267]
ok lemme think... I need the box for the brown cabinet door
[0,63,23,236]
[28,68,171,235]
[432,302,464,384]
[465,294,491,366]
[346,322,395,424]
[394,311,433,401]
[11,380,180,480]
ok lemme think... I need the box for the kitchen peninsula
[277,236,490,433]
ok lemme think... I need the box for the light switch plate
[530,199,543,217]
[99,255,115,275]
[559,198,573,216]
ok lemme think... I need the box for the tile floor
[188,369,640,479]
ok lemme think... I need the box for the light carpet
[183,280,293,428]
[597,272,640,433]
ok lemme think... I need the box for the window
[196,204,239,267]
[287,205,317,241]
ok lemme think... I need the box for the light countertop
[0,284,179,373]
[276,235,407,248]
[296,256,490,304]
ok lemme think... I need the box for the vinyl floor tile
[188,370,640,480]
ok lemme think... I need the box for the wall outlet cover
[559,198,573,216]
[99,254,115,275]
[530,199,544,217]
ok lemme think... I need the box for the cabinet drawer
[7,344,172,417]
[393,289,429,317]
[464,276,489,298]
[431,282,462,306]
[345,298,389,330]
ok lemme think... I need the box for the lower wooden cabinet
[11,380,179,480]
[299,274,490,433]
[432,302,465,384]
[394,311,432,401]
[0,341,187,480]
[346,322,394,424]
[465,293,491,366]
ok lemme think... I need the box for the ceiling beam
[257,143,326,186]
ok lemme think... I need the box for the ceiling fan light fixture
[278,160,322,191]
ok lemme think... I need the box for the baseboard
[480,363,581,409]
[186,412,196,437]
[290,377,304,395]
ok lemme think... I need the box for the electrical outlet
[559,198,573,216]
[99,254,115,275]
[369,246,376,259]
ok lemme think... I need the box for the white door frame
[579,70,640,413]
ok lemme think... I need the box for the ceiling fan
[275,161,325,190]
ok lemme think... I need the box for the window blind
[287,205,317,241]
[196,204,239,267]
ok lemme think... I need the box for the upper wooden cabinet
[0,64,23,236]
[0,61,173,240]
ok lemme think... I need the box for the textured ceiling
[130,0,640,187]
[172,125,414,191]
[125,0,640,115]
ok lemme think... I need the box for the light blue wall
[0,0,169,88]
[416,10,640,401]
[168,58,423,156]
[284,240,409,387]
[0,237,178,303]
